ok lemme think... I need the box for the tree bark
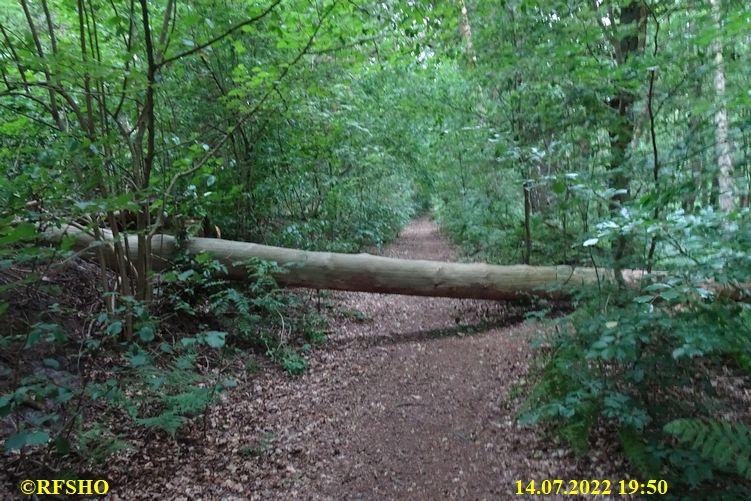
[710,0,735,212]
[523,180,532,265]
[47,225,732,304]
[458,0,476,65]
[44,226,749,302]
[606,2,647,277]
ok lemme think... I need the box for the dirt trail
[106,216,625,500]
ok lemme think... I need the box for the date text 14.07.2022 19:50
[515,479,668,496]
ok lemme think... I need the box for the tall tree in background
[458,0,476,65]
[710,0,735,212]
[603,1,647,275]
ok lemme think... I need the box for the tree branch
[156,0,175,62]
[156,0,282,69]
[147,0,338,240]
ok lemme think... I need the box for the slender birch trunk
[710,0,735,212]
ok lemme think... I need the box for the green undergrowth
[521,278,751,497]
[0,250,328,470]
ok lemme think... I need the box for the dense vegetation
[441,2,751,497]
[1,0,750,497]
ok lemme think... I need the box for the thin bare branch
[156,0,175,62]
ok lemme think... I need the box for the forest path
[109,216,622,500]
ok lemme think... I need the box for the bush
[522,211,751,496]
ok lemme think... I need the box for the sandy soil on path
[95,216,627,500]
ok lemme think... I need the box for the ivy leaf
[180,337,197,347]
[138,325,155,342]
[127,353,148,367]
[4,430,49,452]
[43,358,60,369]
[107,321,123,336]
[54,436,71,455]
[202,331,226,349]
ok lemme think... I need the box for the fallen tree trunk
[45,225,744,302]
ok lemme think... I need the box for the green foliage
[665,419,751,480]
[275,347,308,376]
[2,0,751,494]
[134,413,186,438]
[618,427,662,478]
[524,269,751,493]
[160,251,316,375]
[412,1,751,496]
[4,430,49,454]
[75,424,130,465]
[300,313,328,345]
[214,67,430,252]
[238,431,275,458]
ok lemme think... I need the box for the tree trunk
[45,226,748,302]
[606,2,647,277]
[523,180,532,265]
[710,0,735,212]
[45,225,619,300]
[458,0,476,65]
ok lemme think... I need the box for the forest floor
[101,215,630,500]
[2,216,631,500]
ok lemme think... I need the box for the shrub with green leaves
[522,212,751,495]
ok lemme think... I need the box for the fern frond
[560,420,590,455]
[161,387,213,417]
[135,411,185,437]
[76,424,130,464]
[664,418,751,479]
[619,427,660,477]
[209,288,251,317]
